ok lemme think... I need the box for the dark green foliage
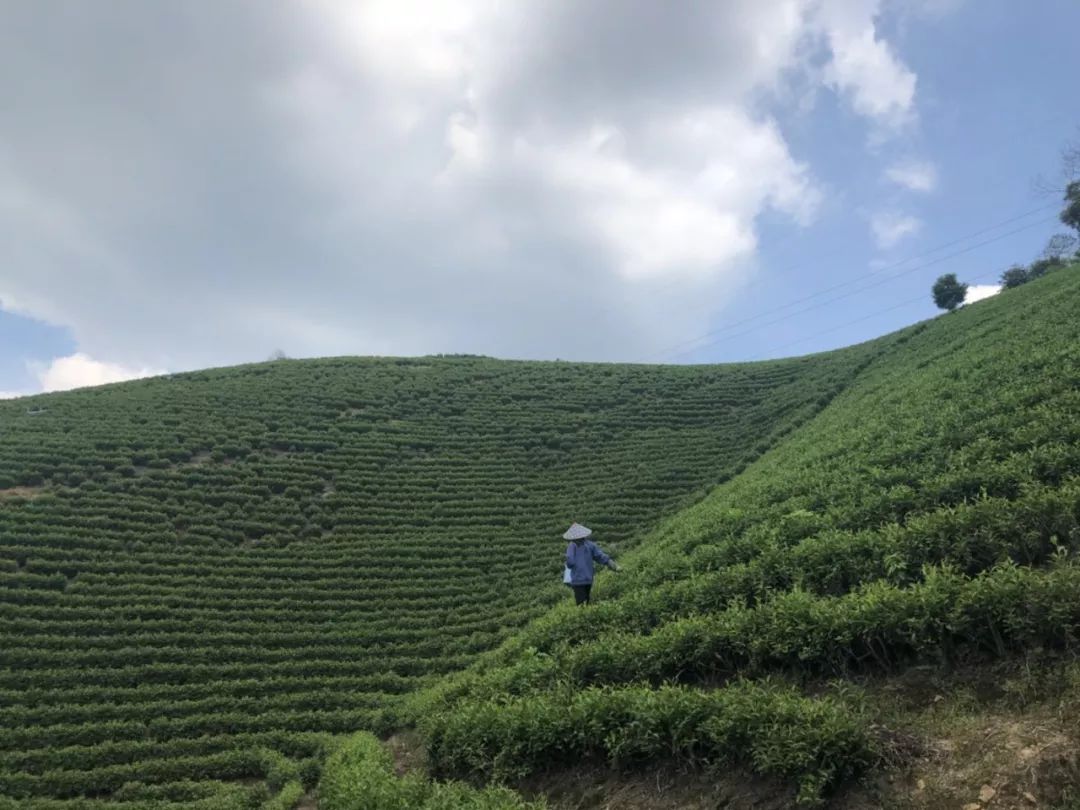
[320,732,543,809]
[1000,264,1029,288]
[1027,256,1065,279]
[0,780,268,809]
[1062,180,1080,233]
[423,681,875,805]
[551,561,1080,686]
[931,272,967,311]
[1043,233,1079,260]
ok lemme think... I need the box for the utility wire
[648,203,1058,360]
[759,267,1003,359]
[653,213,1058,362]
[618,112,1076,343]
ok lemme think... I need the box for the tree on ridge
[932,273,968,312]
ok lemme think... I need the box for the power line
[659,216,1053,361]
[613,113,1077,345]
[653,214,1058,362]
[736,205,1055,324]
[647,204,1058,360]
[759,267,1003,359]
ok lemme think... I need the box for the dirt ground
[0,485,46,500]
[522,764,797,810]
[436,657,1080,809]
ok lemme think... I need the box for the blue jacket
[565,540,612,586]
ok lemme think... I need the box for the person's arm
[565,543,576,569]
[591,542,616,569]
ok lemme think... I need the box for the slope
[412,263,1080,807]
[0,345,885,807]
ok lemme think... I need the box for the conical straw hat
[563,522,592,540]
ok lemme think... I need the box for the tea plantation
[3,264,1078,808]
[0,336,887,807]
[412,264,1080,806]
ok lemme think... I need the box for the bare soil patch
[834,658,1080,810]
[0,485,46,500]
[860,718,1079,810]
[386,732,427,778]
[521,762,795,810]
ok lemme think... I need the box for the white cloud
[28,353,162,394]
[491,112,819,281]
[0,353,159,398]
[0,1,924,368]
[281,1,824,285]
[870,210,922,248]
[885,160,937,192]
[964,284,1001,305]
[817,0,917,131]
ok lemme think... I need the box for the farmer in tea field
[563,522,619,605]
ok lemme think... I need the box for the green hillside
[0,339,885,807]
[2,264,1078,809]
[410,264,1080,807]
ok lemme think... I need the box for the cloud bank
[0,353,159,399]
[0,0,924,372]
[964,284,1001,305]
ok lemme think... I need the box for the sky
[1,0,1079,397]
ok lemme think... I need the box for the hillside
[404,264,1080,808]
[2,264,1078,809]
[0,341,887,807]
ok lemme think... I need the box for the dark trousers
[572,583,592,605]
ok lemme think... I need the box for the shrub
[263,780,305,810]
[1043,233,1078,260]
[932,273,967,311]
[1061,180,1080,234]
[1028,257,1065,279]
[320,732,543,810]
[1000,265,1029,289]
[424,682,875,805]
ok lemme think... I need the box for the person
[563,522,619,606]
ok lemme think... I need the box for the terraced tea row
[416,266,1080,804]
[1,351,883,804]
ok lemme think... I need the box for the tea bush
[419,265,1080,801]
[423,681,874,805]
[2,348,875,802]
[320,732,544,810]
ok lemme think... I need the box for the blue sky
[673,0,1080,362]
[1,0,1078,395]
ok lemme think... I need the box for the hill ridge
[404,265,1080,808]
[1,327,892,808]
